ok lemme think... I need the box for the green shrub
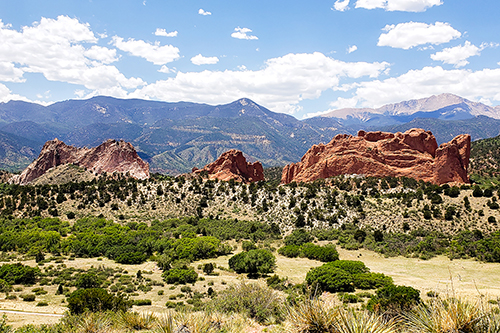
[284,229,312,246]
[329,260,369,275]
[0,263,40,285]
[301,243,339,262]
[242,241,257,251]
[444,186,460,198]
[162,266,198,284]
[75,273,101,289]
[278,245,301,258]
[115,252,148,265]
[67,288,131,314]
[170,236,224,261]
[352,272,393,289]
[20,294,36,302]
[228,249,276,276]
[36,302,48,306]
[133,299,152,306]
[367,284,420,314]
[473,186,483,197]
[165,301,184,309]
[0,279,12,293]
[430,194,443,205]
[180,286,192,293]
[202,263,214,275]
[356,291,373,298]
[32,287,47,295]
[305,264,354,293]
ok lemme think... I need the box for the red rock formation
[281,128,470,185]
[10,139,149,185]
[192,149,264,183]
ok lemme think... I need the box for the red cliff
[11,139,149,185]
[281,128,470,185]
[192,149,264,183]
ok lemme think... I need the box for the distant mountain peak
[319,94,500,126]
[232,97,260,109]
[238,98,252,105]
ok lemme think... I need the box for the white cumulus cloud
[0,62,25,82]
[191,54,219,65]
[333,0,350,11]
[158,65,174,74]
[431,41,484,67]
[154,28,178,37]
[231,27,258,40]
[199,9,212,15]
[378,21,461,49]
[348,45,358,53]
[112,37,180,65]
[327,66,500,110]
[84,46,119,64]
[129,52,389,114]
[0,16,143,95]
[355,0,442,12]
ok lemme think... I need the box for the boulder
[10,138,149,185]
[281,128,470,185]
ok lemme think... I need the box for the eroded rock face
[192,149,264,183]
[10,139,149,185]
[281,128,470,185]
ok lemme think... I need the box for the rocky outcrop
[192,149,264,183]
[10,139,149,185]
[281,128,470,185]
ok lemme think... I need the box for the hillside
[470,134,500,183]
[1,172,498,236]
[0,131,40,171]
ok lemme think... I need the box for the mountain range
[0,93,499,174]
[319,93,500,126]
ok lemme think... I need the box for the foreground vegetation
[1,293,500,332]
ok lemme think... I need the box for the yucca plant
[71,312,115,333]
[333,308,401,333]
[479,312,500,333]
[204,311,248,333]
[174,311,216,333]
[404,298,484,333]
[153,312,176,333]
[286,297,338,333]
[115,311,157,331]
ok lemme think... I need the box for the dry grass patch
[337,247,500,299]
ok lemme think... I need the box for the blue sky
[1,0,500,119]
